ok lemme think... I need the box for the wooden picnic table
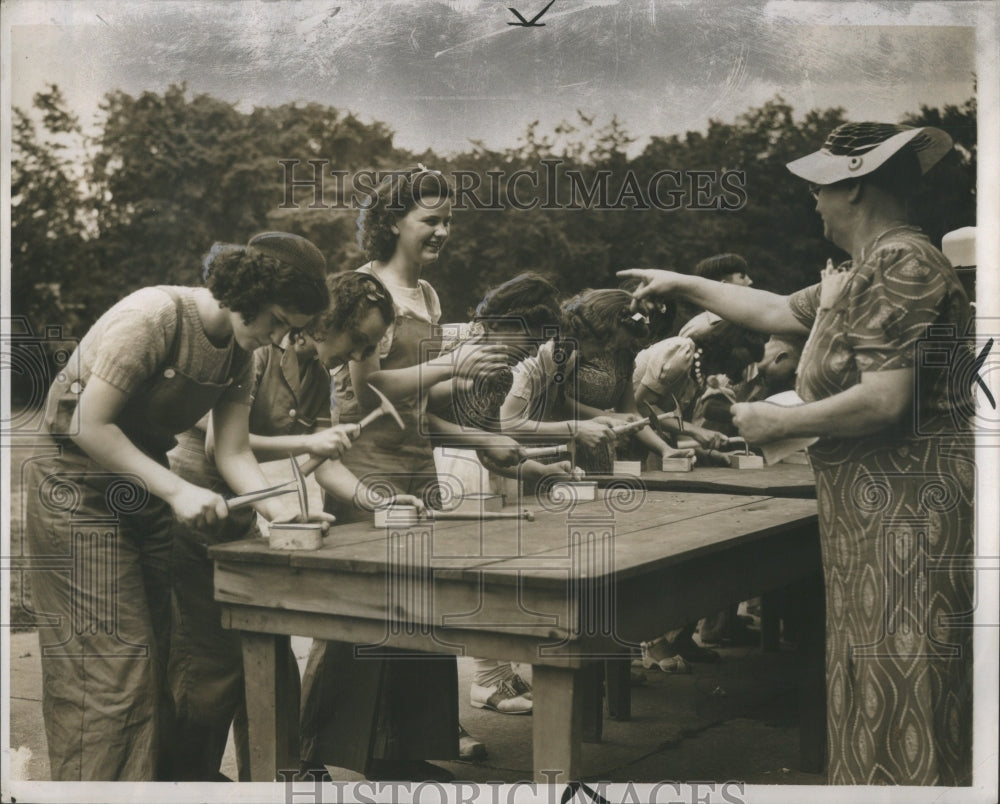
[211,476,821,783]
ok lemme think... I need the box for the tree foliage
[11,84,977,342]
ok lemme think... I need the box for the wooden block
[728,453,764,470]
[373,504,419,528]
[612,460,642,477]
[550,480,598,502]
[267,523,323,551]
[660,456,694,472]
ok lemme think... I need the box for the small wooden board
[660,456,695,472]
[268,522,323,551]
[728,454,764,470]
[550,480,598,501]
[612,460,643,477]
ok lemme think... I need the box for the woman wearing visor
[621,123,974,786]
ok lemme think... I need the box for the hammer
[298,383,405,475]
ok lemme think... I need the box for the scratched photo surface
[3,1,997,803]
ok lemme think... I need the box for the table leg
[581,662,603,743]
[797,571,826,774]
[604,655,631,721]
[241,632,297,781]
[761,591,781,652]
[532,664,583,783]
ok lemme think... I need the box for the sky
[5,0,984,157]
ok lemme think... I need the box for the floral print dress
[789,226,974,785]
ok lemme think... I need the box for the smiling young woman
[299,167,510,782]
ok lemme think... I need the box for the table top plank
[210,492,817,589]
[272,492,772,571]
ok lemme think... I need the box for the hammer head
[366,383,405,430]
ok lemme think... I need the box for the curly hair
[560,288,649,358]
[472,271,561,334]
[306,272,394,342]
[693,253,749,282]
[694,320,766,383]
[356,166,456,262]
[202,242,329,322]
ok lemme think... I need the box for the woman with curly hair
[166,270,422,781]
[326,166,511,521]
[300,167,510,782]
[23,231,329,781]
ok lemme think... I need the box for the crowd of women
[25,121,974,787]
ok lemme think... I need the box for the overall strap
[155,286,186,369]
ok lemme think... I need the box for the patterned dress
[788,226,974,785]
[571,352,633,473]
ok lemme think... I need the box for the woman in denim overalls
[23,233,329,780]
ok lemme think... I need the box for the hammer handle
[358,407,387,430]
[430,510,535,522]
[295,417,374,477]
[609,417,653,436]
[521,445,568,459]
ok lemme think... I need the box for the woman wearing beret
[622,123,974,785]
[166,270,415,780]
[24,231,329,780]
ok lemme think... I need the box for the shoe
[367,759,455,782]
[674,638,720,663]
[458,724,488,761]
[509,672,533,701]
[470,678,533,714]
[640,638,691,674]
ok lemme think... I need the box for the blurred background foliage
[11,82,976,404]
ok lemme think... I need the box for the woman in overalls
[300,167,509,781]
[167,271,418,780]
[23,231,328,781]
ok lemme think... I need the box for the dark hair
[307,272,394,341]
[619,276,677,342]
[202,243,328,322]
[694,320,766,383]
[560,288,649,358]
[357,166,456,262]
[693,253,749,282]
[473,272,561,334]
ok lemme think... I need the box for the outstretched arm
[617,269,810,336]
